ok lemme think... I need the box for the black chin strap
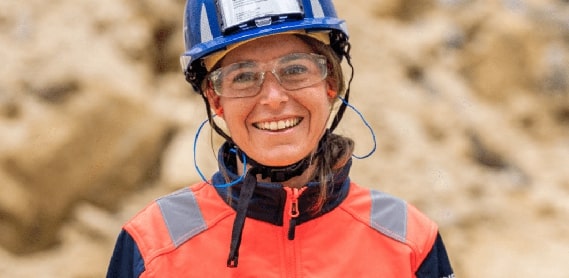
[234,130,329,183]
[227,166,258,267]
[236,149,311,183]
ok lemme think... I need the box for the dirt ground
[1,0,568,277]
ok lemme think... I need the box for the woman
[107,0,454,277]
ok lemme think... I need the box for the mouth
[253,117,302,131]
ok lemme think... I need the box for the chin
[243,142,313,167]
[256,153,307,167]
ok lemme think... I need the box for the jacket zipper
[283,187,306,278]
[285,187,306,240]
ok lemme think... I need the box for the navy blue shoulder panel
[107,229,145,278]
[415,233,455,278]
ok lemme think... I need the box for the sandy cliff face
[0,0,568,277]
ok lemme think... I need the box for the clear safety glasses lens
[209,53,328,98]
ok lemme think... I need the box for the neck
[235,157,317,188]
[233,145,318,188]
[227,130,329,187]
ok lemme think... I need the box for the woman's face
[208,34,333,167]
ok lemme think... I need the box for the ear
[326,80,338,100]
[205,84,224,118]
[327,89,337,98]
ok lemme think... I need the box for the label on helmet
[218,0,302,32]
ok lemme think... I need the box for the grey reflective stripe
[310,0,325,18]
[369,190,408,243]
[156,187,207,248]
[200,4,213,44]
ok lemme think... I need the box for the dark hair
[295,34,346,95]
[293,34,355,213]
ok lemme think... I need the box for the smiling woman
[208,35,335,168]
[106,0,455,277]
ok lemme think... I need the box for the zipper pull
[287,187,305,240]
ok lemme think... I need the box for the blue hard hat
[180,0,349,90]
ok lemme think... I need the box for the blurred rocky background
[0,0,568,277]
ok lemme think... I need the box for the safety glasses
[208,53,328,98]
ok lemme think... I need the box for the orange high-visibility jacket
[107,148,454,277]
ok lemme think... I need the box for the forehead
[221,34,313,66]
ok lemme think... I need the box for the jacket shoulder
[123,182,233,262]
[342,183,439,266]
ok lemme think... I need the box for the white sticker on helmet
[218,0,302,31]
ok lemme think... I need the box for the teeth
[256,118,300,131]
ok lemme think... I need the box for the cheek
[309,96,334,120]
[313,105,332,130]
[219,101,252,130]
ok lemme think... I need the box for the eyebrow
[279,54,306,63]
[224,60,257,71]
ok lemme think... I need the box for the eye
[281,64,309,77]
[232,71,258,83]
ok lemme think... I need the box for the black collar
[212,142,352,226]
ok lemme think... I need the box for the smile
[253,117,302,131]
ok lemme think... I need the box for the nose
[258,71,289,108]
